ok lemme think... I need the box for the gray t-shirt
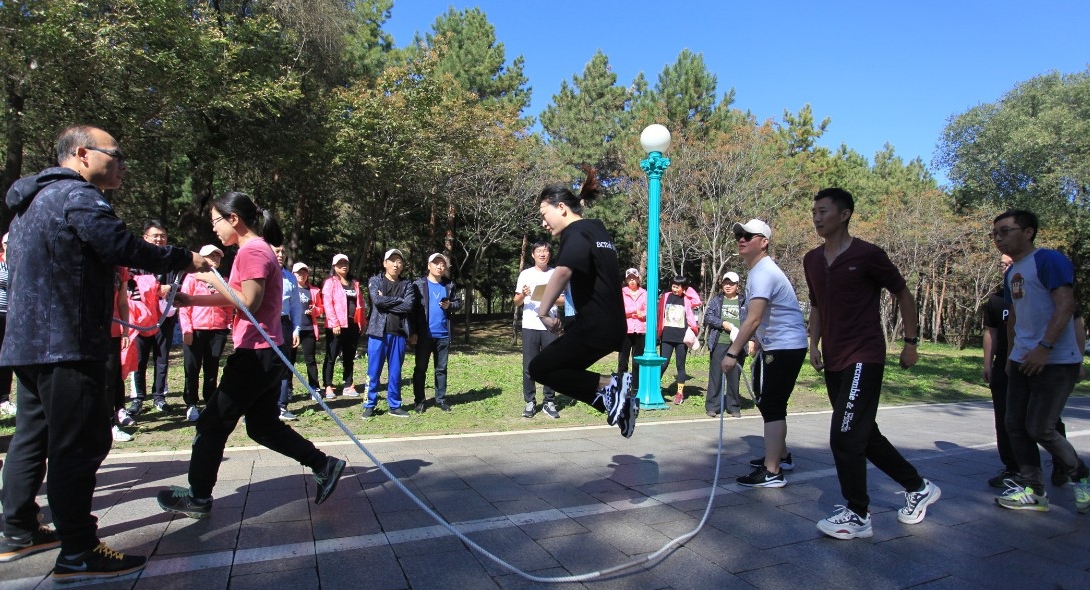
[745,256,808,350]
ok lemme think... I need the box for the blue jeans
[1006,362,1086,489]
[366,334,406,409]
[412,336,450,405]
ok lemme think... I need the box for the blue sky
[383,1,1089,186]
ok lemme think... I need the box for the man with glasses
[514,241,562,419]
[0,125,208,581]
[721,219,808,489]
[805,188,939,540]
[990,209,1089,513]
[127,220,182,415]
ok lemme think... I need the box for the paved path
[3,398,1090,589]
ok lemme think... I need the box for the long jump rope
[117,270,736,584]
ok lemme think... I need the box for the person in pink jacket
[321,254,367,399]
[657,276,699,404]
[179,245,234,421]
[618,267,647,391]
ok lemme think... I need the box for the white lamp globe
[640,124,671,154]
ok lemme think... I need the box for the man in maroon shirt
[804,188,940,540]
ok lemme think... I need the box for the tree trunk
[2,86,25,232]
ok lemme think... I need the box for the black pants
[522,328,557,403]
[825,363,923,516]
[660,340,688,382]
[528,332,612,410]
[298,328,320,391]
[105,336,124,411]
[413,336,450,405]
[707,344,743,415]
[2,361,110,554]
[182,329,229,407]
[0,314,12,402]
[618,332,645,390]
[279,316,298,406]
[323,325,360,387]
[989,359,1066,472]
[133,315,177,402]
[189,348,328,498]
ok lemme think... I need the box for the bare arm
[720,298,767,373]
[1018,285,1074,376]
[895,287,919,369]
[982,327,996,383]
[808,305,824,371]
[537,266,572,333]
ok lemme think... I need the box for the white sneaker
[817,505,872,539]
[186,406,200,422]
[0,400,15,416]
[112,425,133,442]
[898,479,941,524]
[343,385,360,397]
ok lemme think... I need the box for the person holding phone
[409,253,462,413]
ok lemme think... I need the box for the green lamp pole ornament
[634,124,671,410]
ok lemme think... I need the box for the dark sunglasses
[734,232,764,242]
[85,146,126,162]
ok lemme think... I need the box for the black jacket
[409,276,462,338]
[1,167,191,365]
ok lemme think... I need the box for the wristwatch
[904,336,920,346]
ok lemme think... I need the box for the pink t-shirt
[230,238,283,349]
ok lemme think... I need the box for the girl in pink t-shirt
[156,191,346,518]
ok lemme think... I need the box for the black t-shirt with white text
[555,218,625,350]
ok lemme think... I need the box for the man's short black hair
[143,220,166,235]
[815,187,855,213]
[994,209,1039,242]
[531,240,551,253]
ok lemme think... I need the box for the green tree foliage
[633,49,720,138]
[412,7,530,112]
[539,50,631,179]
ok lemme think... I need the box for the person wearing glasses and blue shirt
[990,209,1089,514]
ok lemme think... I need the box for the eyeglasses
[85,147,125,162]
[988,226,1024,240]
[143,232,167,241]
[734,232,764,242]
[211,216,225,228]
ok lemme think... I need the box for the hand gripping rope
[194,266,732,583]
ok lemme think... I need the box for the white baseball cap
[198,244,223,257]
[722,271,740,283]
[384,248,405,261]
[625,267,640,278]
[428,252,449,265]
[332,253,349,266]
[292,262,309,273]
[733,218,772,240]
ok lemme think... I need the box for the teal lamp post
[634,124,671,410]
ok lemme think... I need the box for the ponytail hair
[538,166,603,215]
[212,191,283,246]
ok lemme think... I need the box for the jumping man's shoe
[0,526,60,562]
[157,486,213,518]
[736,465,786,488]
[51,543,147,583]
[615,396,639,438]
[1073,477,1090,513]
[593,373,623,426]
[542,401,560,419]
[749,453,795,471]
[314,457,346,505]
[817,506,873,540]
[898,479,941,524]
[995,480,1049,511]
[522,401,536,418]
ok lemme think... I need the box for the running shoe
[313,457,346,505]
[737,465,786,488]
[898,479,941,524]
[995,480,1049,511]
[616,396,639,438]
[542,401,560,419]
[51,543,146,583]
[1074,477,1090,514]
[817,506,872,540]
[111,426,133,442]
[157,486,213,518]
[0,526,60,562]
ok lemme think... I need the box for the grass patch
[1,320,1085,453]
